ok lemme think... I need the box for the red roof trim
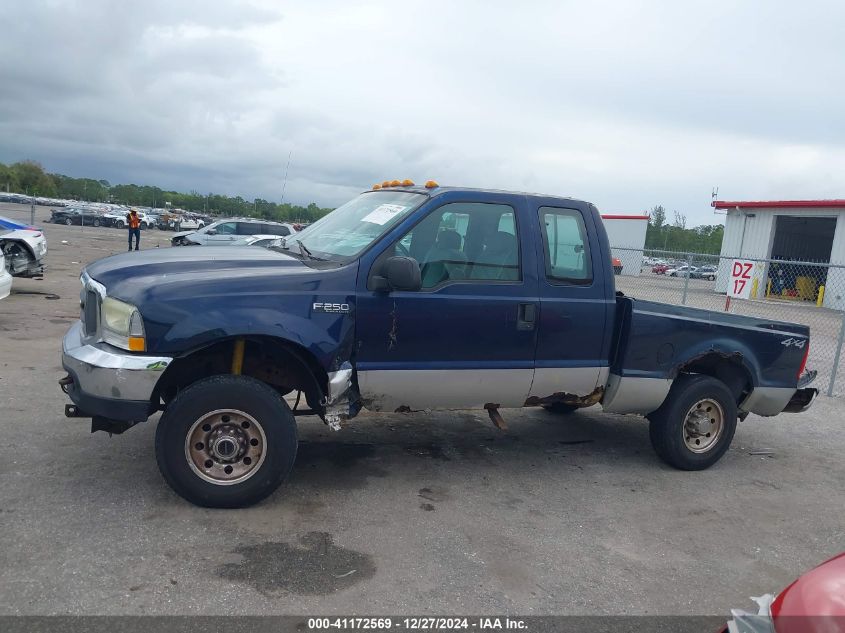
[601,214,650,220]
[712,200,845,209]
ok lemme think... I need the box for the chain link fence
[611,246,845,396]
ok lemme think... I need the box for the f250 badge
[313,302,351,314]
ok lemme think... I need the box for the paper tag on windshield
[362,204,407,225]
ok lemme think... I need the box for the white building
[601,214,649,276]
[713,199,845,309]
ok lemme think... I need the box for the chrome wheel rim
[683,398,724,453]
[185,409,266,485]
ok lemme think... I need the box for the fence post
[828,311,845,397]
[681,252,691,305]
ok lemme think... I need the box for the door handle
[517,303,536,331]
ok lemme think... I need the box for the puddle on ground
[217,531,376,595]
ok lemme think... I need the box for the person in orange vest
[127,208,141,251]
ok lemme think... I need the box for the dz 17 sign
[729,259,754,300]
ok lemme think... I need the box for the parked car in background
[101,209,127,228]
[172,215,206,232]
[230,235,285,248]
[691,265,718,281]
[156,212,179,230]
[0,253,12,300]
[0,216,47,277]
[612,257,623,275]
[652,262,670,274]
[668,265,698,277]
[50,207,103,226]
[171,218,297,246]
[101,209,156,229]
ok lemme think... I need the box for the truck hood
[84,246,357,358]
[85,246,309,299]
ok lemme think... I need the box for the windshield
[292,191,426,261]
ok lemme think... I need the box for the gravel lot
[0,202,843,616]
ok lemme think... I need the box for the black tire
[116,220,125,229]
[708,275,715,281]
[647,374,737,471]
[542,402,580,415]
[155,375,298,508]
[64,218,73,225]
[92,218,100,227]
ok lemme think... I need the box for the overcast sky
[2,0,844,225]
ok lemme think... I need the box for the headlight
[101,297,146,352]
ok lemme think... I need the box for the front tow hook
[59,374,73,395]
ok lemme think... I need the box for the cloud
[1,0,844,224]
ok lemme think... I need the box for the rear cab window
[539,207,592,284]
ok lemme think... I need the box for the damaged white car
[0,253,12,300]
[0,216,47,277]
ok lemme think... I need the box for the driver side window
[216,222,237,235]
[394,202,520,289]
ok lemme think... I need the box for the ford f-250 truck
[60,182,818,507]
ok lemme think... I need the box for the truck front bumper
[61,321,172,422]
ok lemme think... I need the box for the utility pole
[281,149,292,205]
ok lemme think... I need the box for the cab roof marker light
[381,180,391,188]
[372,184,382,190]
[390,179,401,187]
[402,179,415,186]
[425,180,439,189]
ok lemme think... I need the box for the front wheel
[92,218,100,227]
[116,220,125,229]
[155,375,298,508]
[648,374,737,470]
[65,218,73,225]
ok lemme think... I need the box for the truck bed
[602,296,811,417]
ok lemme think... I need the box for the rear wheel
[155,375,298,508]
[64,218,73,225]
[648,374,737,470]
[92,218,100,227]
[116,220,125,229]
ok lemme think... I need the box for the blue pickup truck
[60,182,818,507]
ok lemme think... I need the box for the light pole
[281,149,292,205]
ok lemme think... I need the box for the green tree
[0,162,20,192]
[644,203,724,254]
[11,160,57,196]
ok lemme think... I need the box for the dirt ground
[0,202,843,616]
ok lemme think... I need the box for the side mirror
[205,228,217,235]
[372,256,421,292]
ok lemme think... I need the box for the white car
[106,210,156,229]
[230,235,285,248]
[667,265,698,277]
[0,253,12,300]
[172,216,206,231]
[172,219,296,246]
[0,216,47,277]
